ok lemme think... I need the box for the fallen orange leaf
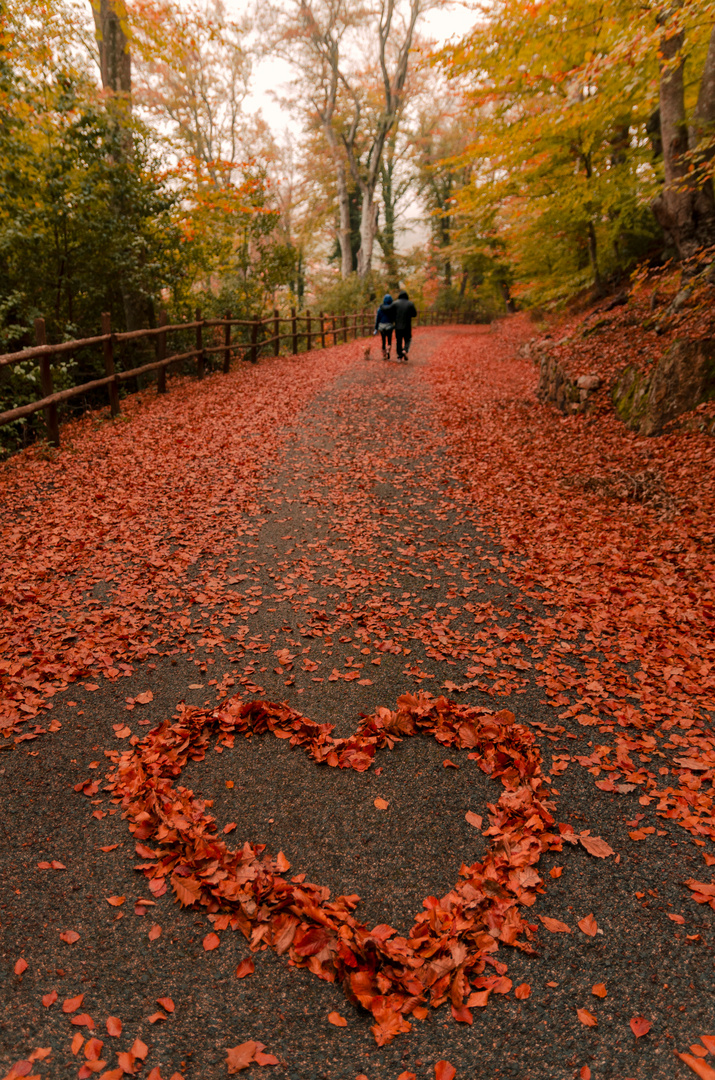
[630,1016,652,1038]
[373,797,389,810]
[514,983,531,1000]
[676,1053,715,1080]
[235,959,255,979]
[328,1011,348,1027]
[577,913,598,937]
[203,932,220,951]
[106,1016,122,1036]
[577,1008,598,1027]
[539,915,572,933]
[62,993,84,1013]
[591,983,607,998]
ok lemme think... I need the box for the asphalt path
[1,328,712,1080]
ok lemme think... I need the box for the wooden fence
[0,305,467,448]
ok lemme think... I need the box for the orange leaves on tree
[235,959,255,979]
[576,1008,598,1027]
[630,1016,652,1038]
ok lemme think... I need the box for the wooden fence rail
[0,305,466,447]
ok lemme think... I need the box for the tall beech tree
[269,0,426,279]
[652,4,715,260]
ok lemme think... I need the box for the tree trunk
[335,158,353,279]
[356,190,378,278]
[91,0,131,97]
[92,0,148,331]
[652,13,715,260]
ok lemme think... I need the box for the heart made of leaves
[106,692,569,1045]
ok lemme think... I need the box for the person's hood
[398,290,408,299]
[383,294,393,305]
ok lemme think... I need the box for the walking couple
[374,290,417,362]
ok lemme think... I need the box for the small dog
[363,346,372,360]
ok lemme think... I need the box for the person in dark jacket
[374,293,395,359]
[385,290,418,361]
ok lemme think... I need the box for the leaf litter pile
[1,321,714,1080]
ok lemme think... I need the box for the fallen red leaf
[157,996,175,1012]
[373,797,389,810]
[203,932,220,951]
[434,1062,457,1080]
[235,959,255,979]
[13,958,27,976]
[106,1016,122,1036]
[59,930,80,944]
[465,811,483,829]
[577,1009,598,1027]
[514,983,531,1000]
[62,993,84,1013]
[328,1011,348,1027]
[591,983,607,998]
[42,990,58,1007]
[630,1016,652,1038]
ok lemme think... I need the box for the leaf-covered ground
[1,323,713,1080]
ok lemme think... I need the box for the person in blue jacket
[374,293,395,360]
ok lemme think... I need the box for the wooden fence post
[342,312,348,344]
[291,307,298,354]
[250,319,259,363]
[320,312,326,349]
[223,312,231,373]
[306,309,312,352]
[273,309,280,356]
[36,318,59,447]
[101,312,120,415]
[196,308,204,380]
[156,309,168,393]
